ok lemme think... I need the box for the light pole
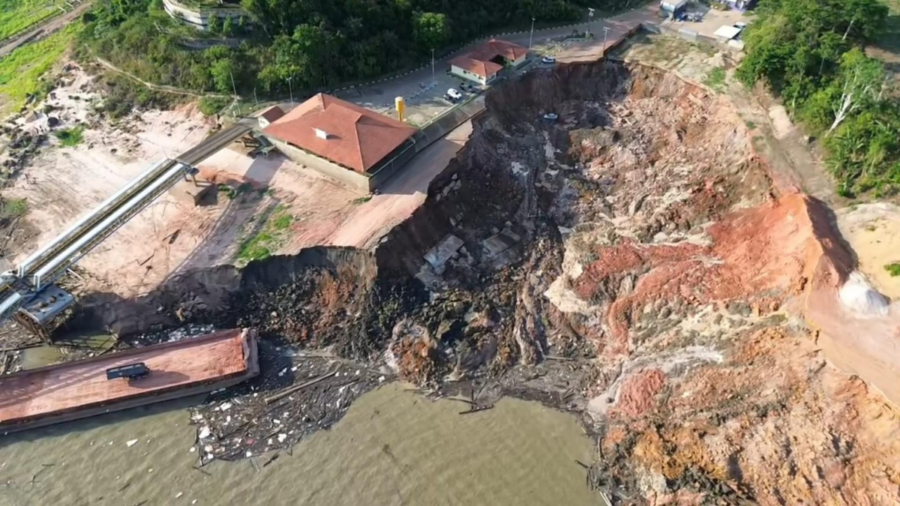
[229,69,238,118]
[431,48,435,85]
[587,7,595,38]
[529,17,535,50]
[286,75,294,105]
[603,26,610,51]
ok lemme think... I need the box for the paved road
[335,5,659,121]
[0,1,93,58]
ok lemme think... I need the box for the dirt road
[0,1,92,58]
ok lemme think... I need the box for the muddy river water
[0,383,596,505]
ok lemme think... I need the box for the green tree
[222,16,234,36]
[413,12,450,51]
[207,15,221,34]
[210,58,236,94]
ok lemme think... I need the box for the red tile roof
[449,55,504,78]
[471,39,529,62]
[263,94,416,174]
[449,39,529,78]
[259,106,285,123]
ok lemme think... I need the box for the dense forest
[79,0,638,101]
[737,0,900,198]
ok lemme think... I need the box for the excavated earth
[67,60,900,503]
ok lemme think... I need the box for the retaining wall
[163,0,246,30]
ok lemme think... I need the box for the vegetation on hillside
[54,124,85,146]
[737,0,900,198]
[78,0,641,100]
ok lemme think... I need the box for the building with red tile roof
[262,93,416,175]
[449,39,529,84]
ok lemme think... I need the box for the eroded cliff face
[69,59,900,502]
[374,59,899,503]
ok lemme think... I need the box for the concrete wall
[163,0,246,30]
[658,22,744,52]
[368,141,419,189]
[450,65,488,85]
[269,139,372,193]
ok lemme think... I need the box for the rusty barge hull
[0,328,259,434]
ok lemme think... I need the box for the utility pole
[431,48,435,84]
[529,17,535,50]
[603,26,610,52]
[287,76,294,105]
[229,70,238,118]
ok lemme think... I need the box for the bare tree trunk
[829,92,853,133]
[842,16,855,41]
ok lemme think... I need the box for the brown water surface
[0,383,596,505]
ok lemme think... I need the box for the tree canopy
[79,0,634,104]
[737,0,899,198]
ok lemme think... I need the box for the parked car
[542,112,559,122]
[541,56,556,64]
[446,88,463,102]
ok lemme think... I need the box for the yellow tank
[395,96,405,122]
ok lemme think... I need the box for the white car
[541,56,556,64]
[447,88,463,101]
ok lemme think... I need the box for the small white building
[660,0,688,14]
[714,25,742,43]
[449,39,528,85]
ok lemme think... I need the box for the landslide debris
[67,59,900,501]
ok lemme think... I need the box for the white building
[449,39,529,85]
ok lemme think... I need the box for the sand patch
[836,203,900,300]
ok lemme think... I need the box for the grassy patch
[0,198,28,220]
[352,195,373,205]
[886,262,900,277]
[238,231,273,262]
[198,96,231,116]
[0,25,78,115]
[704,67,727,91]
[745,120,757,130]
[271,213,293,230]
[218,182,254,200]
[54,124,85,146]
[237,205,294,264]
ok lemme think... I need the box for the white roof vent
[314,128,328,139]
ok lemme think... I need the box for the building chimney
[314,128,328,139]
